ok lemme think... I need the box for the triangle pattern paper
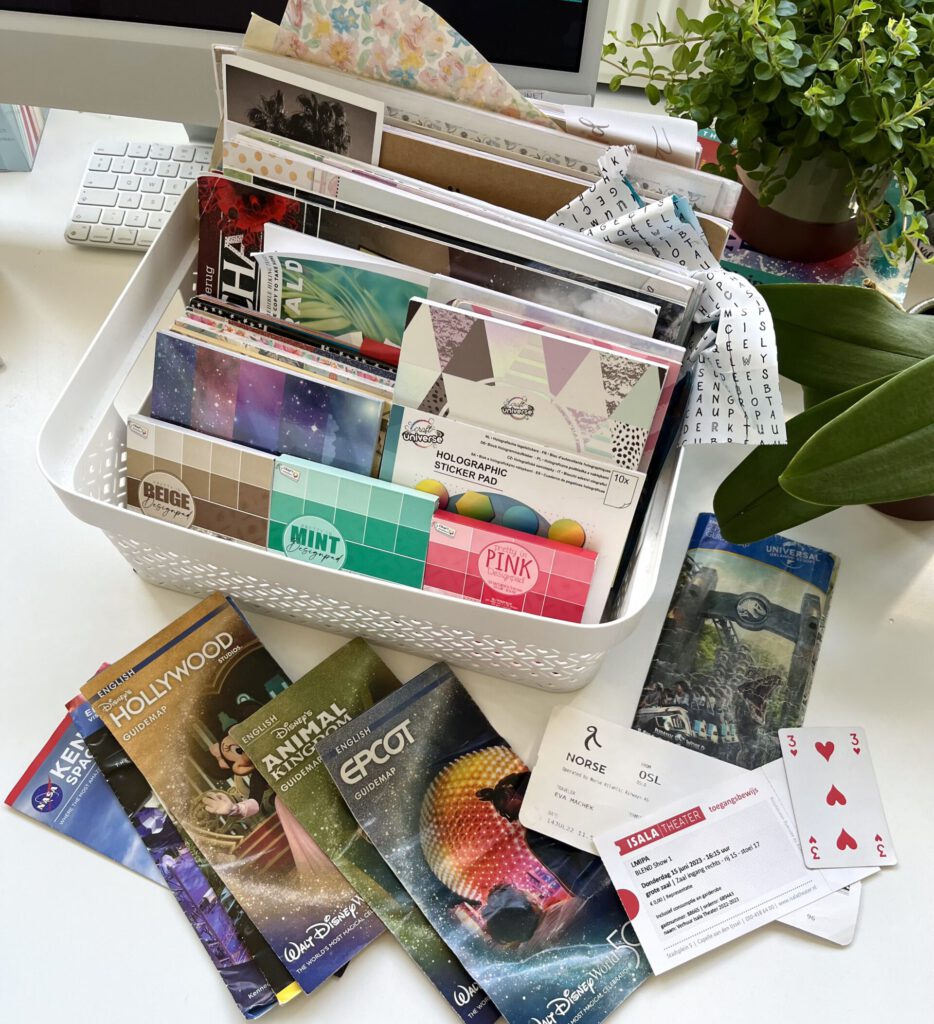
[441,319,495,384]
[541,333,591,396]
[272,0,555,126]
[552,349,612,419]
[429,304,475,369]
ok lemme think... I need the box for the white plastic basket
[38,185,683,692]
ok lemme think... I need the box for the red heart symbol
[815,741,835,762]
[836,828,858,851]
[853,748,861,755]
[826,785,846,806]
[790,749,798,757]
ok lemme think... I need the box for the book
[394,298,669,473]
[267,455,437,588]
[0,103,48,171]
[126,415,275,548]
[151,330,387,478]
[317,663,652,1024]
[632,513,839,769]
[230,639,499,1024]
[5,713,164,886]
[253,251,429,347]
[79,593,384,993]
[68,696,289,1018]
[380,405,644,623]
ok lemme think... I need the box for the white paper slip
[593,763,876,973]
[779,727,897,868]
[520,707,741,854]
[778,882,862,946]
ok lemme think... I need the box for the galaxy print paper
[151,331,386,477]
[319,664,652,1024]
[80,593,383,994]
[232,640,498,1024]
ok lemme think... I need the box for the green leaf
[713,377,891,543]
[760,284,934,393]
[645,82,662,105]
[781,355,934,505]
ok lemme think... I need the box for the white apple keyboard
[65,141,213,251]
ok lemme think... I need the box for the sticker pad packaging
[231,640,498,1024]
[318,663,652,1024]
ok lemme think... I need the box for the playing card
[779,727,897,869]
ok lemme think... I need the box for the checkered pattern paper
[126,415,274,546]
[268,456,437,587]
[424,512,596,622]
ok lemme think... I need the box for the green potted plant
[602,0,934,264]
[712,284,934,543]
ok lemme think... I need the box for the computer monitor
[0,1,609,133]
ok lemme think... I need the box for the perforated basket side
[102,530,609,690]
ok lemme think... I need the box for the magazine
[318,663,652,1024]
[79,593,384,994]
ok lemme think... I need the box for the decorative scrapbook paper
[318,663,652,1024]
[80,593,384,993]
[197,175,685,346]
[231,640,498,1024]
[224,53,384,163]
[68,696,289,1018]
[267,455,436,588]
[272,0,554,126]
[423,511,597,623]
[394,298,665,472]
[380,404,645,623]
[126,415,274,548]
[632,513,839,770]
[254,251,428,346]
[551,149,785,446]
[151,331,386,477]
[5,713,164,886]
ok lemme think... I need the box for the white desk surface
[1,109,932,1024]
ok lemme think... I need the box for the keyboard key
[141,194,164,211]
[66,223,91,240]
[94,141,127,156]
[140,177,163,193]
[193,146,213,163]
[89,225,114,243]
[111,156,134,174]
[89,155,111,171]
[163,195,180,213]
[71,206,101,224]
[127,142,151,158]
[77,188,118,207]
[156,161,179,177]
[178,162,199,179]
[148,211,169,230]
[117,174,140,191]
[164,179,188,195]
[137,228,159,248]
[113,227,138,246]
[125,210,148,227]
[83,171,117,189]
[133,158,157,176]
[102,208,125,225]
[150,144,174,160]
[172,144,195,162]
[117,192,142,209]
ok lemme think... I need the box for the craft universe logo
[501,395,535,420]
[402,419,444,447]
[340,719,414,784]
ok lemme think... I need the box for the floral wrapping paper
[272,0,556,127]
